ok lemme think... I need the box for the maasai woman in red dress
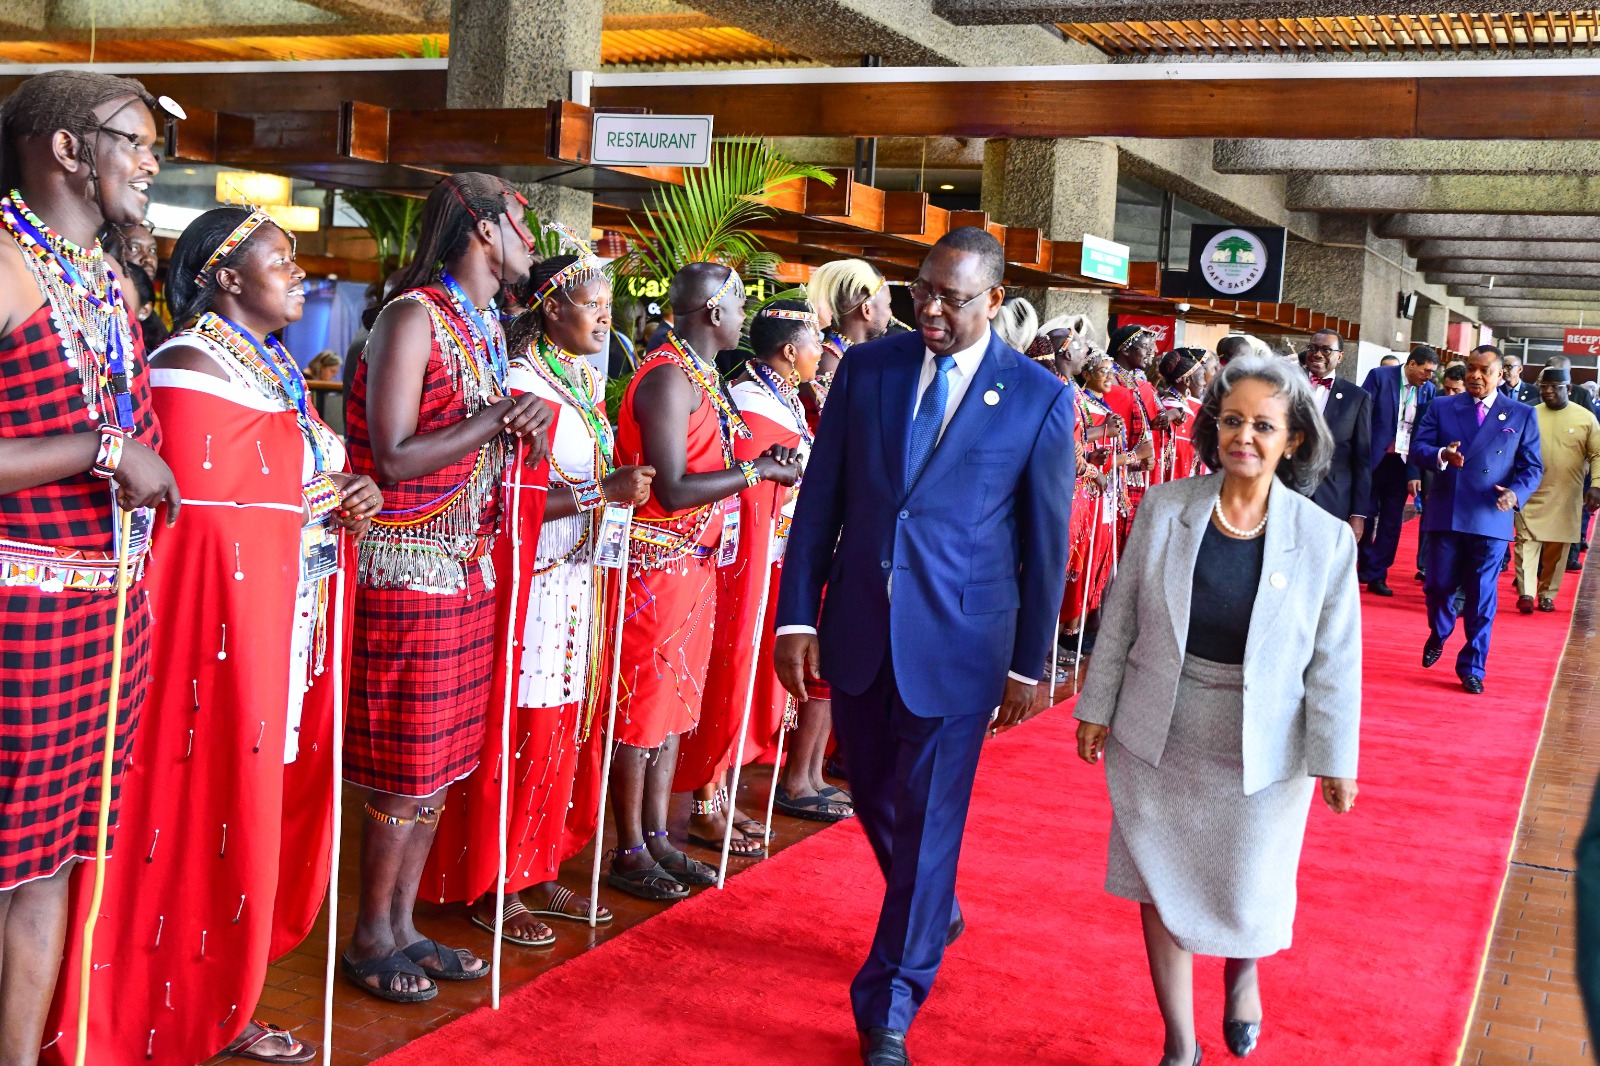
[0,72,181,1060]
[677,300,842,854]
[1155,347,1207,482]
[342,174,550,1002]
[51,207,382,1065]
[606,263,797,901]
[423,249,654,944]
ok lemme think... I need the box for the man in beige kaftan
[1516,366,1600,612]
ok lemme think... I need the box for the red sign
[1117,315,1176,355]
[1564,327,1600,355]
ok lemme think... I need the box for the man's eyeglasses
[1307,343,1340,355]
[909,279,991,312]
[93,124,162,161]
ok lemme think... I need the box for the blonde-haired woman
[808,258,892,385]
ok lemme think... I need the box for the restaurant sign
[591,115,714,167]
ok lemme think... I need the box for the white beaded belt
[0,536,147,593]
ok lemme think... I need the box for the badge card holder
[301,523,340,583]
[111,492,155,561]
[716,498,742,568]
[596,505,633,570]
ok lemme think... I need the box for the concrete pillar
[982,137,1118,341]
[1283,214,1417,371]
[446,0,601,234]
[1413,298,1450,350]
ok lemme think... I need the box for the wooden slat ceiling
[1058,11,1600,54]
[0,26,796,66]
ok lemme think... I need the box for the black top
[1184,520,1266,665]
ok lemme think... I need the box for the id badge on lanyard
[300,523,340,583]
[595,505,633,570]
[716,498,742,567]
[110,487,154,560]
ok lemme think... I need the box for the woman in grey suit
[1075,354,1361,1065]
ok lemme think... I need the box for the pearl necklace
[1213,497,1268,539]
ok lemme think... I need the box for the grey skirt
[1104,654,1316,958]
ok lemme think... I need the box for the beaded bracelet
[302,473,342,523]
[738,460,762,488]
[572,478,606,512]
[91,425,126,480]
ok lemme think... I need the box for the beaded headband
[758,307,819,327]
[529,221,604,308]
[706,267,739,311]
[197,208,277,285]
[1114,325,1153,355]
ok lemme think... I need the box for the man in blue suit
[773,228,1074,1066]
[1360,344,1438,595]
[1410,346,1543,694]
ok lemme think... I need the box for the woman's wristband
[303,473,343,523]
[738,460,762,488]
[571,478,607,512]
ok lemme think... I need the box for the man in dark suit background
[1360,345,1439,595]
[1411,347,1543,694]
[1500,351,1541,405]
[773,228,1075,1066]
[1302,329,1373,539]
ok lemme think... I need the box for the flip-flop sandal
[469,896,556,946]
[339,950,437,1003]
[775,785,854,824]
[733,817,769,839]
[606,860,690,901]
[686,829,766,858]
[654,847,718,886]
[401,938,490,981]
[818,785,854,805]
[526,884,614,925]
[225,1021,317,1064]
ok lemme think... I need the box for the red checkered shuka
[0,304,159,890]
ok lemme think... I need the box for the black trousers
[1359,453,1410,584]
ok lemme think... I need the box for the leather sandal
[400,938,489,981]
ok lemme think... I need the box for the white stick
[718,515,779,889]
[588,512,632,929]
[1072,497,1102,692]
[762,712,788,852]
[322,545,347,1065]
[1109,447,1122,580]
[1048,618,1061,706]
[492,448,526,1010]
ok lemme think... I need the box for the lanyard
[439,270,509,390]
[210,313,327,472]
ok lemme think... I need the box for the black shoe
[1414,570,1426,582]
[1518,595,1535,615]
[860,1027,910,1066]
[946,915,966,946]
[1463,675,1484,695]
[1539,597,1557,613]
[1422,638,1443,668]
[1225,1019,1260,1057]
[1367,581,1394,597]
[1568,558,1584,572]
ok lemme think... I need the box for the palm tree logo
[1210,236,1257,265]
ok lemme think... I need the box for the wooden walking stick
[588,507,633,929]
[74,506,134,1066]
[492,444,526,1009]
[321,538,348,1064]
[718,514,779,889]
[1071,493,1103,692]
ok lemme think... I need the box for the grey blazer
[1075,473,1362,795]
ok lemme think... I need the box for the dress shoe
[946,915,966,946]
[1225,1019,1261,1057]
[1568,557,1584,572]
[860,1028,910,1066]
[1539,597,1556,613]
[1366,580,1394,597]
[1518,595,1535,614]
[1422,638,1443,668]
[1462,675,1485,695]
[1414,570,1426,582]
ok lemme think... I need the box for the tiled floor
[1462,554,1599,1066]
[206,766,835,1065]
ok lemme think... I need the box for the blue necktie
[906,354,957,491]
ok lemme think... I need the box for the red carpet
[374,525,1575,1065]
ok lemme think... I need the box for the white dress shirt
[777,329,1038,687]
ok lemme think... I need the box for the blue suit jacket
[1408,393,1543,540]
[1362,364,1436,475]
[775,328,1075,718]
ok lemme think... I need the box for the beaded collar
[661,329,751,465]
[527,336,615,481]
[190,312,329,471]
[748,360,813,446]
[2,190,136,430]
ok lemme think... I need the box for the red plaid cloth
[344,565,496,797]
[0,305,161,549]
[0,587,151,889]
[0,303,158,890]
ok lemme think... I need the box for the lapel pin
[1269,572,1288,589]
[983,390,1000,406]
[1335,392,1343,400]
[1498,412,1507,421]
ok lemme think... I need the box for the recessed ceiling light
[938,183,955,191]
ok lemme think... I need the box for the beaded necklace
[532,336,614,480]
[2,191,136,430]
[195,313,329,472]
[748,360,813,446]
[439,270,509,397]
[662,329,750,466]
